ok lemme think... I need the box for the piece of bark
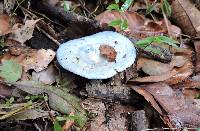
[82,99,108,131]
[82,99,136,131]
[85,80,140,103]
[107,104,133,131]
[31,0,104,39]
[138,44,172,63]
[131,110,149,131]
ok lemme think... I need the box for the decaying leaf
[142,60,173,76]
[171,0,200,73]
[95,11,149,38]
[165,55,193,85]
[0,103,31,120]
[0,102,50,120]
[2,48,55,72]
[9,19,40,44]
[194,41,200,73]
[13,81,87,127]
[133,53,192,84]
[99,44,117,62]
[131,83,200,128]
[0,83,13,98]
[131,69,178,83]
[9,108,50,120]
[0,15,13,36]
[171,0,200,36]
[96,10,180,39]
[0,60,22,83]
[130,86,163,115]
[32,64,57,85]
[170,56,188,67]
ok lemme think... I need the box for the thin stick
[36,26,60,46]
[0,103,32,120]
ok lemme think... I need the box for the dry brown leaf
[176,78,200,89]
[142,60,173,76]
[22,49,55,72]
[171,0,200,73]
[170,56,187,67]
[156,20,182,38]
[99,44,117,62]
[95,10,181,39]
[1,48,55,72]
[0,15,13,36]
[95,11,167,38]
[130,86,163,115]
[96,10,144,31]
[194,41,200,73]
[136,57,150,70]
[135,59,192,84]
[142,83,200,128]
[32,64,57,84]
[8,19,40,44]
[134,49,192,84]
[169,25,182,38]
[131,69,178,83]
[165,69,193,85]
[165,55,193,85]
[172,0,200,36]
[9,46,29,56]
[0,83,13,98]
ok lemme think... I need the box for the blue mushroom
[56,31,136,79]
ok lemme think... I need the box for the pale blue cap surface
[56,31,136,79]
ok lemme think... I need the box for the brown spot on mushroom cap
[99,44,117,62]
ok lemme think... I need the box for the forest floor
[0,0,200,131]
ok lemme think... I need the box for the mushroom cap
[56,31,136,79]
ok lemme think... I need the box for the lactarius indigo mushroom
[56,31,136,79]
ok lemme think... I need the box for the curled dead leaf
[1,48,55,72]
[32,64,57,85]
[170,56,188,67]
[171,0,200,36]
[142,60,173,76]
[130,69,178,83]
[9,19,40,44]
[0,15,13,36]
[96,10,180,39]
[96,10,144,31]
[130,86,163,115]
[142,83,200,128]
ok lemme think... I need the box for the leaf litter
[0,0,200,130]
